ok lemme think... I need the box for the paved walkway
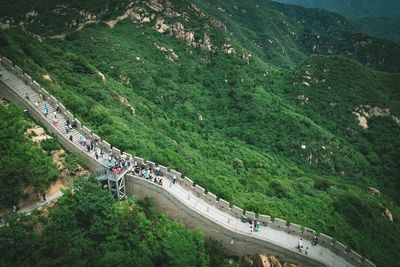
[132,175,353,267]
[18,191,63,214]
[0,65,357,267]
[0,66,120,170]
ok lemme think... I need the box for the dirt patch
[97,71,106,82]
[353,111,368,129]
[26,126,52,143]
[42,73,53,82]
[48,34,65,41]
[354,105,400,129]
[0,23,10,29]
[51,149,65,169]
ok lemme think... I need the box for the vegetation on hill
[0,178,222,267]
[351,16,400,44]
[0,102,59,207]
[276,0,400,44]
[0,0,399,266]
[275,0,400,18]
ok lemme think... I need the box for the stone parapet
[182,177,193,188]
[244,211,255,221]
[258,214,271,225]
[206,192,217,206]
[218,198,231,211]
[134,156,144,165]
[112,147,121,156]
[231,205,243,218]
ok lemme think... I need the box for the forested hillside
[276,0,400,44]
[0,102,59,207]
[0,178,219,266]
[0,0,399,266]
[275,0,400,18]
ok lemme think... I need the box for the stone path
[18,191,64,214]
[134,175,353,267]
[0,65,120,171]
[0,63,369,267]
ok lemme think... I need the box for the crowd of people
[131,161,164,186]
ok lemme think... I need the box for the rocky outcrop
[155,19,169,33]
[170,22,195,46]
[380,204,393,222]
[223,42,236,54]
[154,43,178,62]
[256,254,271,267]
[353,105,400,129]
[249,255,298,267]
[199,33,212,51]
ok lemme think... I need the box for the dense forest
[0,178,225,267]
[0,0,399,266]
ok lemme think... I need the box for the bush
[40,138,61,152]
[314,179,332,191]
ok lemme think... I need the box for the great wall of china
[0,56,376,267]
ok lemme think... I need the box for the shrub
[40,138,61,152]
[314,179,332,191]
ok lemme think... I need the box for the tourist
[155,166,160,176]
[144,169,150,180]
[79,135,84,145]
[173,174,176,184]
[250,224,253,233]
[34,101,39,108]
[42,193,46,202]
[44,104,49,117]
[305,246,309,255]
[159,178,163,186]
[85,139,91,152]
[95,151,99,160]
[313,235,319,246]
[255,221,261,231]
[55,104,59,112]
[69,135,73,142]
[298,238,303,252]
[25,93,30,101]
[64,124,69,133]
[12,205,17,213]
[53,111,57,119]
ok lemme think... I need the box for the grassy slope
[0,0,399,265]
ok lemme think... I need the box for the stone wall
[125,175,323,267]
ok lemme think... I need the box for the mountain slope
[275,0,400,44]
[0,0,399,266]
[275,0,400,18]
